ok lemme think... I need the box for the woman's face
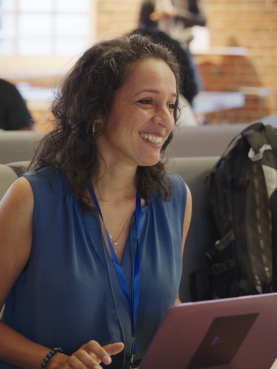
[96,58,177,168]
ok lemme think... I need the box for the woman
[0,35,191,369]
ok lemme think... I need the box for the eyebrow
[133,89,177,98]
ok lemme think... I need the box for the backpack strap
[270,188,277,292]
[209,259,236,276]
[206,230,235,260]
[208,122,265,177]
[238,279,259,295]
[224,122,264,155]
[242,123,266,155]
[206,230,236,276]
[264,125,277,155]
[241,123,277,159]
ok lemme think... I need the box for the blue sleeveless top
[1,167,187,369]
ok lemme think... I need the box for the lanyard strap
[88,183,141,345]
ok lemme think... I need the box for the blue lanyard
[88,183,141,354]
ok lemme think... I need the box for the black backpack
[206,122,277,299]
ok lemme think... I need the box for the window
[0,0,91,56]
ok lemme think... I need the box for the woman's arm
[0,176,45,368]
[175,184,192,305]
[0,177,34,312]
[0,177,124,369]
[181,184,192,254]
[0,319,124,369]
[0,177,56,368]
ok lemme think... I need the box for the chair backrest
[0,165,18,199]
[167,118,277,158]
[0,161,30,199]
[0,131,45,164]
[168,156,219,302]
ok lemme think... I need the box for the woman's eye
[168,103,176,110]
[138,99,152,105]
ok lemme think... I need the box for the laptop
[138,293,277,369]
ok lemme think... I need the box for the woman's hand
[150,0,177,21]
[49,341,124,369]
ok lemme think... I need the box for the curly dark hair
[32,34,181,214]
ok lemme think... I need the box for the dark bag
[206,122,277,298]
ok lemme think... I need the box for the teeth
[140,134,162,144]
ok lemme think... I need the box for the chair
[168,157,219,302]
[0,131,45,164]
[167,116,277,158]
[0,165,19,200]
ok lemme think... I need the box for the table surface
[192,91,246,115]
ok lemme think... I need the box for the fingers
[83,340,113,366]
[104,342,125,356]
[78,340,124,367]
[66,351,101,369]
[150,11,161,21]
[60,341,124,369]
[149,9,176,21]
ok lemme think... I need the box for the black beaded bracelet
[40,347,63,369]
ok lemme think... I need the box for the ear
[95,112,106,126]
[92,115,105,137]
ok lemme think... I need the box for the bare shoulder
[0,176,34,307]
[0,175,34,251]
[0,176,34,207]
[0,175,34,252]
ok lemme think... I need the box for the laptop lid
[138,293,277,369]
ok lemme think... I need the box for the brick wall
[197,0,277,123]
[97,0,277,124]
[97,0,141,40]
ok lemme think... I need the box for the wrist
[46,353,69,369]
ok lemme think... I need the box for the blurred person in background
[133,0,207,125]
[151,0,207,47]
[0,79,34,131]
[150,0,207,93]
[135,0,199,104]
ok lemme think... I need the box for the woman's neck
[93,159,137,204]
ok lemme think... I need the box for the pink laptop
[139,293,277,369]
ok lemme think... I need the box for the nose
[152,104,174,128]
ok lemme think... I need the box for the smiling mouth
[140,133,163,144]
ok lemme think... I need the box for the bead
[40,347,63,369]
